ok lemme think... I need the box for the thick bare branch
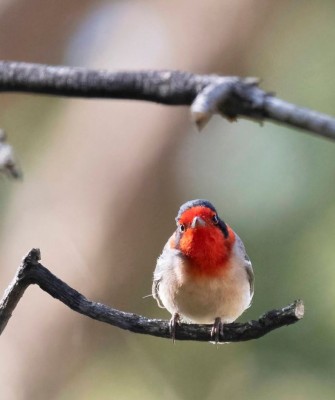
[0,249,304,342]
[0,61,334,140]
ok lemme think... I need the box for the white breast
[157,241,252,324]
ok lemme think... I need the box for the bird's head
[174,199,235,275]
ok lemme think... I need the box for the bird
[152,199,254,342]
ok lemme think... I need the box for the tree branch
[0,249,304,342]
[0,60,334,140]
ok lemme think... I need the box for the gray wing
[152,240,182,309]
[152,242,173,309]
[235,233,254,301]
[244,252,254,301]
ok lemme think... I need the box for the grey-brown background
[0,1,335,399]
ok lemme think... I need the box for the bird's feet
[169,313,180,342]
[211,317,223,344]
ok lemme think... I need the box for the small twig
[0,129,21,179]
[0,61,334,140]
[0,249,304,342]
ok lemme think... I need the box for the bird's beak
[191,216,206,229]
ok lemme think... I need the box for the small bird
[152,199,254,342]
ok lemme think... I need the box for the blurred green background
[0,1,335,399]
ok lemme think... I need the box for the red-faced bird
[152,199,254,341]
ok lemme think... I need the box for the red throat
[177,207,235,276]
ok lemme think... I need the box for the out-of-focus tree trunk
[0,0,95,63]
[0,1,287,399]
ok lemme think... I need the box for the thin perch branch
[0,61,334,140]
[0,249,304,342]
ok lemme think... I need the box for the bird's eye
[212,214,219,225]
[179,224,185,233]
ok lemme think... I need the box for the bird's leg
[211,317,223,344]
[169,313,180,342]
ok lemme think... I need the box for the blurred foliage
[61,3,335,397]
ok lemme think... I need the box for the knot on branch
[17,248,41,281]
[22,248,41,265]
[191,76,265,130]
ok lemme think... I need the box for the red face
[176,206,235,275]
